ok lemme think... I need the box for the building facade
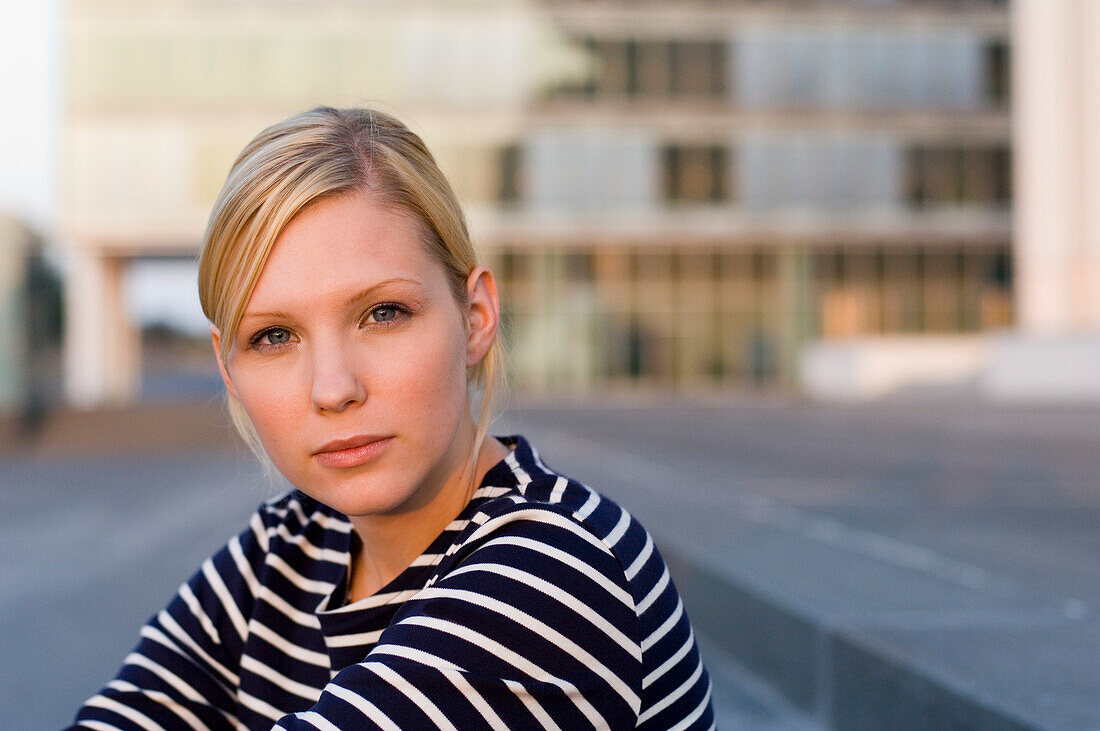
[60,0,1011,402]
[484,0,1012,390]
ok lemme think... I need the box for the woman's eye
[367,304,406,324]
[372,307,396,322]
[253,328,292,347]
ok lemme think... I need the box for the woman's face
[214,190,498,519]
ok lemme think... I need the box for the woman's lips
[312,435,393,469]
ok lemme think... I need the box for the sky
[0,0,59,231]
[128,260,210,336]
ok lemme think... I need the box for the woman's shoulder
[249,489,354,553]
[465,436,657,581]
[478,470,628,541]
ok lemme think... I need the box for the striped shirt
[71,436,714,730]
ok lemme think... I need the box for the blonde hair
[198,106,503,477]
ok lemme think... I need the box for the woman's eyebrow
[342,277,424,309]
[239,308,293,325]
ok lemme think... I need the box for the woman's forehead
[247,192,443,309]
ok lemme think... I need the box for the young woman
[71,107,714,730]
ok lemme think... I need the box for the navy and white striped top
[71,436,714,730]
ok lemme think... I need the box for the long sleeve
[69,510,271,730]
[276,508,645,730]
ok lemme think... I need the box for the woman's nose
[310,341,366,413]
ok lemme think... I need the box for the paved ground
[3,394,1098,728]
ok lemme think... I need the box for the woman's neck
[345,434,511,602]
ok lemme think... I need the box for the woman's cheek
[398,324,468,412]
[235,369,302,445]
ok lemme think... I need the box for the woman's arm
[276,509,644,730]
[68,510,270,730]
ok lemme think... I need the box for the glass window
[662,145,731,203]
[497,144,522,204]
[524,130,659,212]
[740,134,901,211]
[546,37,729,101]
[564,252,595,283]
[636,41,671,97]
[735,26,988,110]
[906,145,1011,206]
[670,40,727,97]
[923,148,965,204]
[984,41,1010,105]
[595,40,631,97]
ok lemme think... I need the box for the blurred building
[60,0,1011,403]
[492,0,1011,391]
[0,219,34,412]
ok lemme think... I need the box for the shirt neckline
[318,434,534,614]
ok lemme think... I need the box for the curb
[660,541,1040,731]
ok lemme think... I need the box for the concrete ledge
[827,633,1035,731]
[664,548,822,712]
[800,333,1100,402]
[800,337,987,401]
[661,541,1043,731]
[985,333,1100,401]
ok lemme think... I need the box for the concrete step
[662,537,1089,731]
[696,631,822,730]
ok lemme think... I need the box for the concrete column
[63,248,140,406]
[1081,0,1100,327]
[1013,0,1100,332]
[778,247,812,385]
[0,219,30,413]
[514,250,555,390]
[981,0,1100,400]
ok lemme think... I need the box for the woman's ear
[210,326,239,399]
[464,266,500,368]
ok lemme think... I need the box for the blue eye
[264,328,292,344]
[367,304,409,325]
[249,327,294,350]
[372,307,397,323]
